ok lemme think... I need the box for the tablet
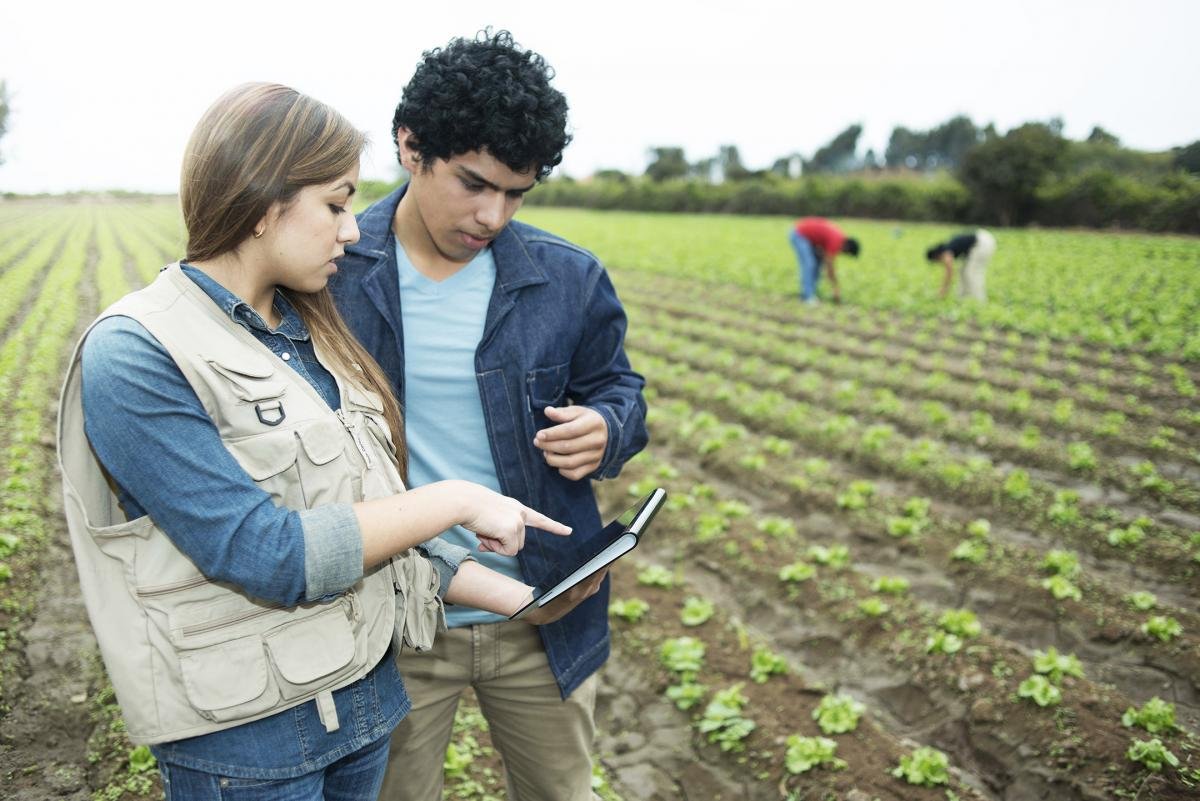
[509,487,667,620]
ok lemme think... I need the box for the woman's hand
[455,481,572,556]
[521,568,608,625]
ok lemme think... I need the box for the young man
[330,31,648,801]
[788,216,860,304]
[926,229,996,301]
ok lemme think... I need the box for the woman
[926,229,997,301]
[56,83,597,799]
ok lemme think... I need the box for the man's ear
[396,127,422,172]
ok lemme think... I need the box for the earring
[253,228,264,239]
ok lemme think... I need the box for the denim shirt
[331,186,649,698]
[78,264,448,776]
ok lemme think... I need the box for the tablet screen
[514,489,665,618]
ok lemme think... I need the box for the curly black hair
[392,29,571,180]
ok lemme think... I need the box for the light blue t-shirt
[396,238,522,626]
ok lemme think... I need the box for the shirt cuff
[416,538,474,597]
[300,504,364,601]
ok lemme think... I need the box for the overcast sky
[1,0,1197,194]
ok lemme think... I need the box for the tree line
[538,116,1200,233]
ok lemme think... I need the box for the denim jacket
[331,185,648,696]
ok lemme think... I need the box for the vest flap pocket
[224,429,299,480]
[179,634,270,712]
[296,419,346,466]
[264,602,356,685]
[345,382,384,413]
[206,356,288,403]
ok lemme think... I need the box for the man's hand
[533,405,608,480]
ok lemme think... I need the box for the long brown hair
[180,83,406,477]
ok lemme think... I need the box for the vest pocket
[223,419,353,510]
[264,599,359,698]
[177,634,280,722]
[205,355,288,403]
[171,596,359,723]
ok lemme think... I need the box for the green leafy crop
[609,598,649,623]
[748,647,788,684]
[857,597,890,617]
[938,609,982,638]
[1142,616,1182,642]
[785,735,846,775]
[1122,697,1177,734]
[637,564,675,588]
[813,693,865,734]
[1042,575,1083,601]
[659,636,706,676]
[1032,647,1085,684]
[1127,738,1180,773]
[892,746,950,786]
[806,544,850,568]
[665,680,707,710]
[1041,549,1080,578]
[1018,674,1062,707]
[1123,591,1157,611]
[779,561,816,583]
[697,684,756,752]
[680,596,715,627]
[925,630,964,655]
[871,576,910,595]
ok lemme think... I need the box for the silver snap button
[281,352,291,361]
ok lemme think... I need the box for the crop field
[0,199,1198,800]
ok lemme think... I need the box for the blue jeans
[788,230,820,300]
[159,732,390,801]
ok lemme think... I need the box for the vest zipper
[179,605,282,638]
[136,575,209,597]
[336,409,375,469]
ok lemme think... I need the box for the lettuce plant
[857,597,889,617]
[779,561,816,583]
[1032,647,1085,684]
[1041,549,1080,578]
[1122,697,1177,734]
[609,598,650,623]
[1127,738,1180,773]
[892,746,950,786]
[665,681,707,710]
[749,647,788,684]
[785,736,846,774]
[680,596,715,627]
[813,693,865,734]
[1018,674,1062,707]
[1042,575,1083,601]
[925,630,963,655]
[806,544,850,568]
[637,564,675,588]
[1123,591,1157,611]
[938,609,981,638]
[952,539,988,564]
[659,637,706,676]
[697,684,756,753]
[1141,616,1182,643]
[871,576,910,595]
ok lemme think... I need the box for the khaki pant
[379,621,597,801]
[960,228,996,302]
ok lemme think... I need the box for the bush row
[523,172,1200,234]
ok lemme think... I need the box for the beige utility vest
[57,264,440,745]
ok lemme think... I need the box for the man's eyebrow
[458,166,536,194]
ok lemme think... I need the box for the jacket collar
[347,183,549,292]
